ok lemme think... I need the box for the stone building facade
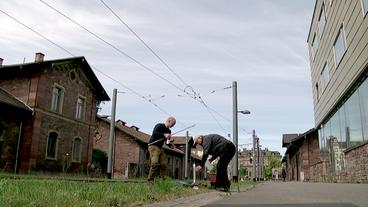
[0,53,109,173]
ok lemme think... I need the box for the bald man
[147,117,176,185]
[193,134,235,192]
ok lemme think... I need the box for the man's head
[192,135,203,146]
[165,117,176,128]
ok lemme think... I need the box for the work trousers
[147,145,167,182]
[215,142,236,188]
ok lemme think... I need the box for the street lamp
[232,81,251,182]
[238,110,251,115]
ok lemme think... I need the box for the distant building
[239,148,281,180]
[95,118,203,179]
[284,0,368,183]
[0,53,109,173]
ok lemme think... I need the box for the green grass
[0,177,210,207]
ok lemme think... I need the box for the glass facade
[319,4,326,34]
[334,26,346,66]
[319,77,368,159]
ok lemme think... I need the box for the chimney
[35,52,44,62]
[130,125,139,131]
[0,58,3,67]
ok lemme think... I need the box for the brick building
[0,53,109,173]
[282,129,322,182]
[0,87,33,172]
[95,117,198,179]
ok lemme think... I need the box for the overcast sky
[0,0,316,154]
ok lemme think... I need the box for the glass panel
[345,90,363,147]
[321,63,329,90]
[338,106,347,148]
[76,98,84,119]
[47,132,58,158]
[73,138,81,161]
[334,28,346,65]
[319,4,326,33]
[51,87,61,112]
[359,79,368,141]
[363,0,368,13]
[330,111,341,142]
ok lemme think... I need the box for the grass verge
[0,177,210,206]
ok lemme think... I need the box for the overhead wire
[98,0,189,88]
[0,8,189,128]
[39,0,230,134]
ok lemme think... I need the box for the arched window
[72,137,82,162]
[46,132,58,159]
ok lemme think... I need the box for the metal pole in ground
[107,88,117,179]
[185,131,189,179]
[252,129,256,181]
[232,81,239,182]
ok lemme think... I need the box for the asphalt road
[206,181,368,207]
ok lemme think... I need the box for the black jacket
[148,123,171,148]
[200,134,234,167]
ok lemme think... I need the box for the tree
[264,155,282,178]
[239,166,247,177]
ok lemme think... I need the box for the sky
[0,0,316,155]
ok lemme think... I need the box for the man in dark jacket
[147,117,176,184]
[193,134,235,192]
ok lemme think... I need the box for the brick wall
[343,143,368,183]
[95,120,142,178]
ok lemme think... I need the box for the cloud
[0,0,315,154]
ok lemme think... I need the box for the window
[345,90,363,147]
[316,83,320,100]
[46,132,58,159]
[51,85,64,113]
[362,0,368,14]
[72,137,82,162]
[311,33,318,58]
[321,62,329,91]
[333,26,346,67]
[318,3,326,34]
[75,97,85,120]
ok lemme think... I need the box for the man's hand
[195,165,202,172]
[164,133,172,139]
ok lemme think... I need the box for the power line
[39,0,185,94]
[0,8,189,128]
[39,0,229,135]
[4,1,234,135]
[99,0,189,88]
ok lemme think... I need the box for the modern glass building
[307,0,368,174]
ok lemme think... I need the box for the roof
[97,116,184,155]
[0,87,33,116]
[173,136,192,145]
[282,133,300,148]
[0,56,110,101]
[285,128,318,155]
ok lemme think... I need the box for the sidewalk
[142,191,226,207]
[142,183,256,207]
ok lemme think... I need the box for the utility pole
[232,81,238,182]
[252,129,256,181]
[107,88,117,179]
[257,137,260,181]
[185,131,189,179]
